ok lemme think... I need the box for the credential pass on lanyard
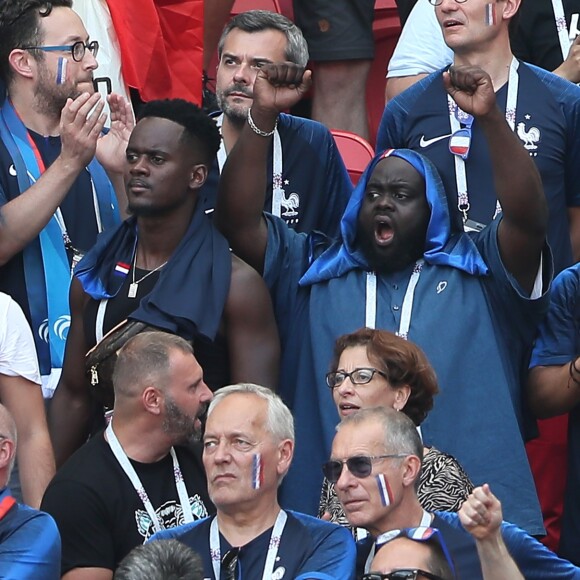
[448,57,519,226]
[552,0,573,61]
[105,422,194,533]
[210,509,287,580]
[365,260,424,337]
[216,114,284,218]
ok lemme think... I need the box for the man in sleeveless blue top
[215,60,551,535]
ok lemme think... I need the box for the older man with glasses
[0,0,132,402]
[328,407,580,579]
[150,383,356,579]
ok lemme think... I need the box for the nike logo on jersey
[419,133,452,148]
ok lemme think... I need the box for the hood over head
[299,148,488,286]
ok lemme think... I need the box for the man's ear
[189,164,208,189]
[277,439,294,477]
[401,455,422,489]
[0,438,15,472]
[502,0,521,22]
[8,49,35,80]
[142,385,163,416]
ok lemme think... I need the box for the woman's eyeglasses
[325,367,388,389]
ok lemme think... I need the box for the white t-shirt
[387,0,452,78]
[0,293,41,385]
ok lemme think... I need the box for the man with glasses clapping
[0,0,132,399]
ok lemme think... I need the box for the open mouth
[443,19,462,28]
[374,219,394,246]
[339,402,361,416]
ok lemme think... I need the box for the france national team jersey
[200,113,353,240]
[377,62,580,274]
[150,510,356,579]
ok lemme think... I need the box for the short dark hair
[0,0,72,84]
[330,328,438,426]
[218,10,309,67]
[138,99,221,165]
[112,331,194,399]
[114,539,204,580]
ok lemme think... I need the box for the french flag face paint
[56,57,68,85]
[114,262,130,277]
[376,473,394,507]
[252,453,264,490]
[485,3,497,26]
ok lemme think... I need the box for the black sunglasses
[221,547,239,580]
[363,570,446,580]
[322,454,408,483]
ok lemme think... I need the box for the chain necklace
[128,250,167,299]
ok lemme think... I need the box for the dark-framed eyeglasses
[428,0,467,5]
[22,40,99,62]
[221,547,240,580]
[325,367,388,389]
[362,570,446,580]
[374,527,457,580]
[322,454,408,483]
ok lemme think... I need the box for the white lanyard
[364,510,432,573]
[365,260,424,338]
[215,114,284,217]
[209,509,287,580]
[552,0,572,61]
[105,422,194,534]
[448,57,519,225]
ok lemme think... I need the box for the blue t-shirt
[0,488,61,580]
[529,264,580,565]
[200,113,353,239]
[150,510,356,580]
[377,62,580,274]
[357,513,580,579]
[265,215,549,535]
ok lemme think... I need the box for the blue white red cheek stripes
[376,473,393,506]
[252,453,264,490]
[56,57,68,85]
[485,3,497,26]
[114,262,130,277]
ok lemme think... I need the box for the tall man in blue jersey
[377,0,580,275]
[377,0,580,548]
[0,0,132,397]
[215,59,551,534]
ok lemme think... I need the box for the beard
[34,60,91,121]
[162,393,205,445]
[216,83,252,127]
[356,229,425,275]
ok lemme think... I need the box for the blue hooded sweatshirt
[263,148,549,535]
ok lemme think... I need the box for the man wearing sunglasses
[0,0,132,398]
[329,408,580,579]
